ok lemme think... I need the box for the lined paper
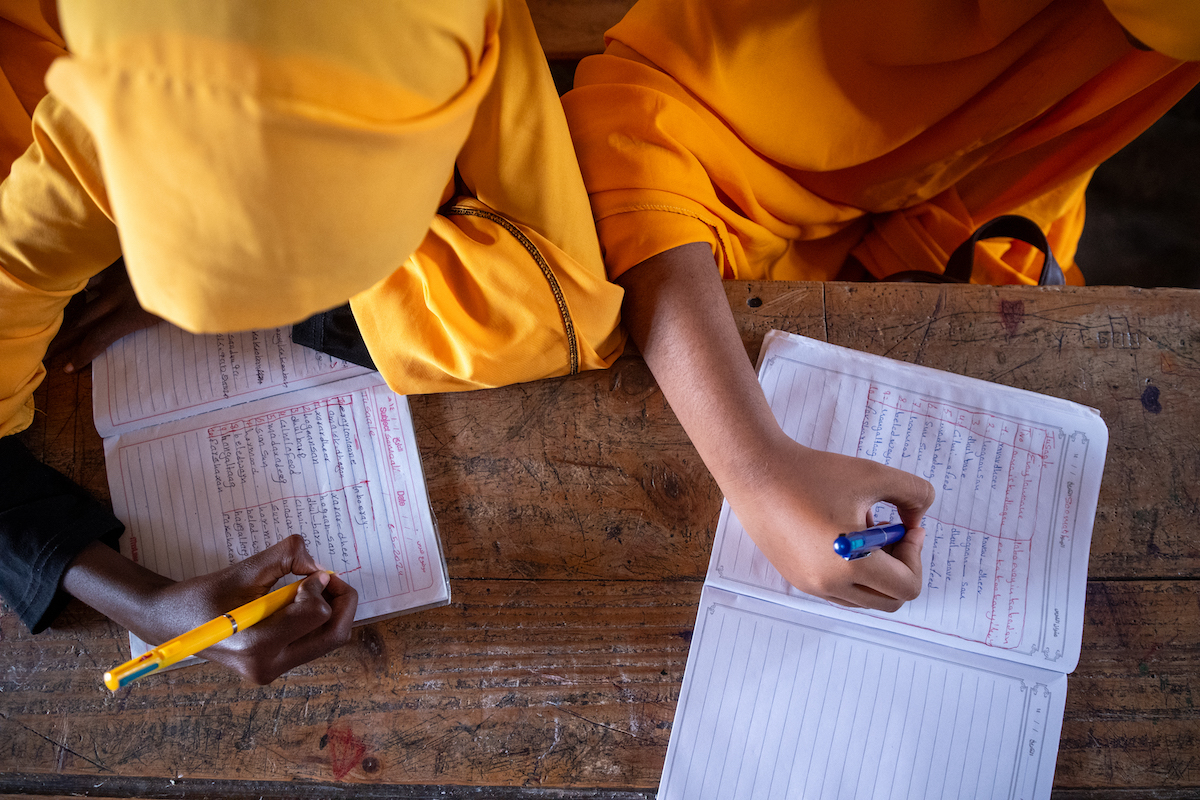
[662,332,1103,800]
[93,323,371,438]
[659,587,1064,800]
[710,332,1106,671]
[105,372,447,657]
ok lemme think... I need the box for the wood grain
[822,283,1200,578]
[5,282,1198,796]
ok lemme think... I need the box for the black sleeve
[0,436,124,633]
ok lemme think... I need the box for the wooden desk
[3,283,1198,799]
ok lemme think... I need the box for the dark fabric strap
[290,303,377,370]
[943,215,1065,286]
[882,214,1065,286]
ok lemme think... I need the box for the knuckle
[312,601,333,623]
[222,636,253,657]
[331,619,355,648]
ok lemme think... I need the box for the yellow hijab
[45,0,496,333]
[0,0,622,438]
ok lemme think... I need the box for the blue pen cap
[833,523,907,561]
[833,536,862,558]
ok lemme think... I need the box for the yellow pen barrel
[154,615,240,667]
[102,615,234,690]
[229,580,303,630]
[102,577,315,691]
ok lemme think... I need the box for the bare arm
[618,243,935,610]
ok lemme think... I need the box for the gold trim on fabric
[443,205,580,375]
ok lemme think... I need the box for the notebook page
[709,332,1106,672]
[104,373,447,657]
[93,322,371,438]
[658,586,1064,800]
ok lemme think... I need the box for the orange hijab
[565,0,1200,285]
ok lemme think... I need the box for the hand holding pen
[105,572,334,689]
[720,444,932,613]
[87,535,358,688]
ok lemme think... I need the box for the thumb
[239,535,321,590]
[886,524,927,578]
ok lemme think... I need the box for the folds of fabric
[0,0,63,169]
[563,0,1200,286]
[0,0,624,440]
[0,435,124,632]
[354,197,625,390]
[1106,0,1200,60]
[0,87,121,439]
[352,0,624,392]
[46,0,499,334]
[0,1,68,437]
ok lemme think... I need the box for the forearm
[616,242,786,498]
[60,540,174,642]
[618,243,934,609]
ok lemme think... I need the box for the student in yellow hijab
[563,0,1199,609]
[0,0,623,682]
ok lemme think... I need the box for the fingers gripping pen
[103,572,333,690]
[833,522,907,561]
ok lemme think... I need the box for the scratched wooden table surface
[2,283,1198,800]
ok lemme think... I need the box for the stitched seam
[597,202,715,223]
[443,206,579,375]
[596,202,733,279]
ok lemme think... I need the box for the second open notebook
[659,330,1108,800]
[94,323,449,663]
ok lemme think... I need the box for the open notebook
[659,331,1107,800]
[93,324,449,661]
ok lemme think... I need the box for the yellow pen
[103,572,332,691]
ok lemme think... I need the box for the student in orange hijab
[0,0,623,682]
[564,0,1199,610]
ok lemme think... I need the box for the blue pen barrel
[833,522,907,560]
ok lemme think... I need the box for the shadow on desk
[3,283,1198,799]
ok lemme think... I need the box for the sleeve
[0,435,123,632]
[348,0,626,394]
[0,91,122,438]
[0,3,125,633]
[1103,0,1200,61]
[562,54,727,282]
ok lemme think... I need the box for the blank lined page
[709,332,1106,671]
[93,323,371,437]
[104,373,447,657]
[659,587,1064,800]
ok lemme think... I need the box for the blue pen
[833,522,907,561]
